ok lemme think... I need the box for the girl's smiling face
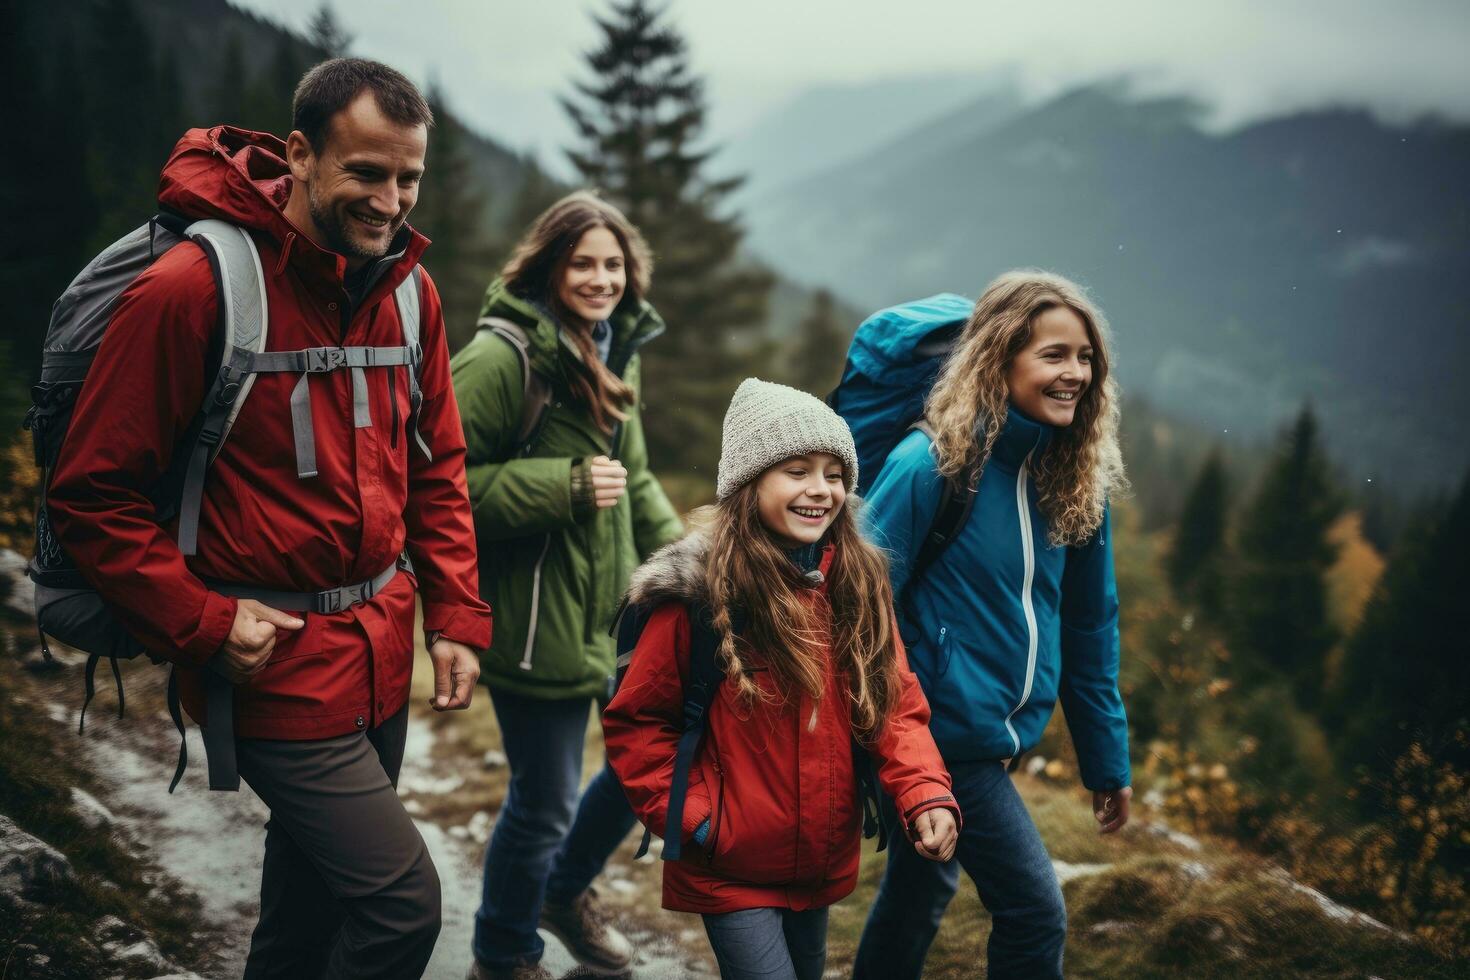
[1004,305,1094,427]
[754,452,847,548]
[557,225,625,326]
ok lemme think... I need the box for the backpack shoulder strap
[656,599,725,863]
[906,420,976,589]
[396,266,434,462]
[479,315,553,456]
[174,219,268,556]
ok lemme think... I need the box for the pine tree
[1230,406,1342,706]
[153,43,187,154]
[790,289,849,395]
[211,32,250,127]
[307,3,353,59]
[414,84,495,352]
[2,0,92,391]
[560,0,773,480]
[267,34,307,131]
[237,33,300,135]
[1328,473,1470,772]
[87,0,165,245]
[1167,450,1229,618]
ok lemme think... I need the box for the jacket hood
[157,127,299,241]
[157,125,429,289]
[625,528,713,609]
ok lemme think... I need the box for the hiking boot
[465,959,554,980]
[539,887,635,975]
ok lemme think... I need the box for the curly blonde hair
[924,270,1126,547]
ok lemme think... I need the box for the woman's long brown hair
[704,486,901,742]
[500,191,653,434]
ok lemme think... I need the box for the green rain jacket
[451,280,683,699]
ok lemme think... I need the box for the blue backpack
[829,293,977,584]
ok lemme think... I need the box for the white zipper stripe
[1003,452,1039,756]
[518,535,551,670]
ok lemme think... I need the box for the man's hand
[1094,786,1132,834]
[590,455,627,509]
[429,637,479,711]
[216,599,304,683]
[912,808,959,862]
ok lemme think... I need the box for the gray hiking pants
[237,706,441,980]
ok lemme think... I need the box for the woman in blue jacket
[853,271,1131,980]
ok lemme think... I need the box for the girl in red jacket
[604,378,960,980]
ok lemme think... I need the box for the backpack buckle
[307,347,349,373]
[213,366,247,409]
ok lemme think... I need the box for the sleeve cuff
[681,787,713,840]
[895,783,961,840]
[1082,770,1131,793]
[423,605,493,652]
[570,457,597,521]
[188,591,239,667]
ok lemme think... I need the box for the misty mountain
[717,71,1020,201]
[744,81,1470,489]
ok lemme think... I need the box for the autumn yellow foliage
[0,436,39,555]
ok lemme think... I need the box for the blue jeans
[702,907,829,980]
[472,687,638,967]
[852,760,1066,980]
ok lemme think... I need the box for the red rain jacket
[603,536,959,913]
[47,127,492,740]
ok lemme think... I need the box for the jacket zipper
[1002,450,1040,756]
[518,534,551,670]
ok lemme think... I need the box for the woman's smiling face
[754,452,847,548]
[558,225,626,326]
[1004,305,1094,427]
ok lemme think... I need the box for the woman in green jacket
[451,191,683,980]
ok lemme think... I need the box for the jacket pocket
[706,762,796,884]
[936,625,954,680]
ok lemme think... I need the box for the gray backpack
[24,213,428,789]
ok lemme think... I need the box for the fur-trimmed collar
[625,530,713,609]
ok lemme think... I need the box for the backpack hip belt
[205,551,413,613]
[179,552,415,793]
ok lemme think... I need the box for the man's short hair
[292,58,434,151]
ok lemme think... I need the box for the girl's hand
[1093,786,1132,834]
[590,454,628,508]
[912,808,958,862]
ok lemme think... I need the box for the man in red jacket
[47,59,492,979]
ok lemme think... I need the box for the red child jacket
[603,533,960,914]
[47,126,493,740]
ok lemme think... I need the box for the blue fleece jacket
[863,407,1130,791]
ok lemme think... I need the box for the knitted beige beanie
[716,378,858,500]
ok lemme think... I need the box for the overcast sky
[235,0,1470,171]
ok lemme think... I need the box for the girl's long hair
[500,190,653,433]
[703,488,900,742]
[925,270,1126,547]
